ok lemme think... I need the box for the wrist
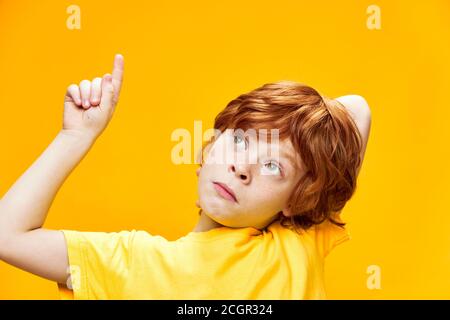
[59,129,97,146]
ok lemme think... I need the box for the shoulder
[266,217,351,258]
[130,230,171,253]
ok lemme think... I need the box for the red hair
[199,81,363,233]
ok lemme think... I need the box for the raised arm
[0,54,124,285]
[335,94,372,174]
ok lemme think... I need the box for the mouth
[212,181,238,203]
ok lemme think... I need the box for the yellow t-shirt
[57,217,350,299]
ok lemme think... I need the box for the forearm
[334,95,371,142]
[334,94,372,173]
[0,129,95,234]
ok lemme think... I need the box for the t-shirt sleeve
[56,229,137,300]
[313,214,351,258]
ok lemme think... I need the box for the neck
[192,210,225,232]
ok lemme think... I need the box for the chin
[204,208,238,227]
[206,210,231,225]
[213,214,251,228]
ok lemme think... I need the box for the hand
[62,54,124,140]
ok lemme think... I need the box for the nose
[229,163,251,184]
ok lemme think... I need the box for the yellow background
[1,0,449,299]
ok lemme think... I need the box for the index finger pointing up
[111,53,124,100]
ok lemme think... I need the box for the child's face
[197,129,302,229]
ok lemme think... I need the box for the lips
[213,181,238,203]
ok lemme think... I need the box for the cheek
[204,138,231,164]
[197,165,214,186]
[197,166,221,199]
[198,173,210,198]
[198,163,224,179]
[245,184,284,209]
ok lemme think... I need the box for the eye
[261,161,282,176]
[233,133,247,150]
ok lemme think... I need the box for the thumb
[100,73,115,110]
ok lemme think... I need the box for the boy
[0,54,371,299]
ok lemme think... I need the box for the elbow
[0,229,8,261]
[355,95,371,118]
[340,94,372,126]
[0,204,12,260]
